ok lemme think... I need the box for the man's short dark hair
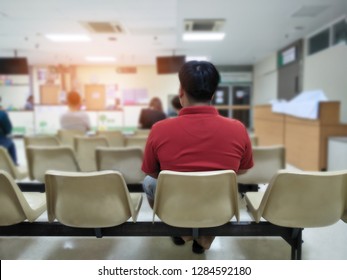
[178,60,220,102]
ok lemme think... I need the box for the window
[308,28,330,55]
[333,20,347,45]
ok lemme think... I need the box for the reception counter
[254,102,347,171]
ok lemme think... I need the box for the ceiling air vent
[291,5,330,18]
[82,21,124,34]
[184,19,225,32]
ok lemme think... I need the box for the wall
[303,44,347,123]
[75,65,179,113]
[252,53,278,105]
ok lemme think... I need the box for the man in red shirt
[142,60,253,254]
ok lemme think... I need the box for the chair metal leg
[291,228,303,260]
[94,228,102,238]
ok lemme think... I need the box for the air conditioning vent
[291,5,330,18]
[82,21,125,34]
[184,19,225,32]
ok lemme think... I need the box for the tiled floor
[1,139,346,260]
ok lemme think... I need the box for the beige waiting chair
[134,129,151,136]
[249,135,258,147]
[24,135,61,147]
[96,130,125,147]
[153,170,239,228]
[125,135,148,151]
[342,185,347,223]
[45,170,143,228]
[96,147,145,184]
[26,146,80,182]
[57,129,85,148]
[74,136,109,172]
[0,170,46,226]
[245,170,347,227]
[0,147,28,180]
[238,145,286,185]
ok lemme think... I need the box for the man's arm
[237,169,248,175]
[145,172,159,179]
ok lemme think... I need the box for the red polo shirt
[142,106,253,176]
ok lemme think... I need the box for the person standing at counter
[0,108,18,164]
[138,97,166,129]
[60,91,91,133]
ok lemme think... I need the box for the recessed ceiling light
[186,56,209,61]
[183,32,225,41]
[45,34,91,42]
[85,56,116,62]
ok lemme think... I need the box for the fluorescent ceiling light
[186,56,209,61]
[85,56,116,62]
[45,34,91,42]
[183,32,225,41]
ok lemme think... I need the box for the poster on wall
[122,88,148,105]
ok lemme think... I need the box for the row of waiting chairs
[25,146,145,183]
[1,168,347,236]
[24,133,148,172]
[2,140,286,187]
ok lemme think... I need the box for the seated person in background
[138,97,166,129]
[169,95,183,116]
[142,61,253,254]
[0,108,18,164]
[60,91,91,133]
[24,95,34,110]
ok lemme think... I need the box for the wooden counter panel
[285,123,320,171]
[253,105,285,122]
[254,119,285,146]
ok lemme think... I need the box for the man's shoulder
[151,116,178,130]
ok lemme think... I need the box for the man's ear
[179,85,184,98]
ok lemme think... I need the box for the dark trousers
[0,136,18,165]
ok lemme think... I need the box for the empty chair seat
[96,130,125,147]
[0,170,46,226]
[0,146,28,180]
[96,147,145,184]
[57,129,85,148]
[153,170,239,228]
[125,136,148,151]
[134,129,151,136]
[45,170,143,228]
[26,146,80,182]
[245,170,347,227]
[238,145,285,187]
[24,135,61,147]
[74,136,109,172]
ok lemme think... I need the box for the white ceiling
[0,0,346,66]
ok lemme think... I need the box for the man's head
[66,91,81,109]
[178,60,220,104]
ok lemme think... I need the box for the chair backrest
[45,170,142,228]
[256,170,347,228]
[249,135,258,147]
[134,129,151,136]
[0,147,27,180]
[74,136,109,172]
[153,170,239,228]
[238,145,285,184]
[342,180,347,223]
[26,146,80,182]
[96,147,145,183]
[24,135,61,147]
[96,130,125,147]
[125,136,148,151]
[0,170,46,225]
[57,129,85,148]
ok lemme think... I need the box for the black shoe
[171,236,185,245]
[192,240,205,254]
